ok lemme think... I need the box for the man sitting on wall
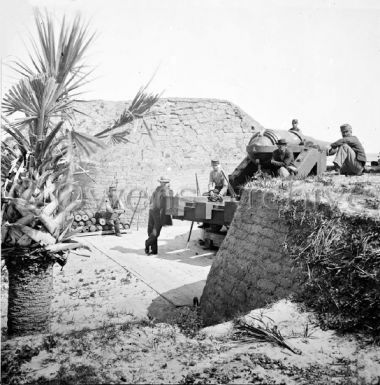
[105,186,125,237]
[271,139,298,178]
[326,124,367,176]
[205,159,228,202]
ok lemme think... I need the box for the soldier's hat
[157,176,170,183]
[109,186,117,191]
[211,159,220,166]
[276,139,288,145]
[292,119,298,124]
[340,123,352,131]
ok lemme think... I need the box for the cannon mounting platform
[166,195,238,227]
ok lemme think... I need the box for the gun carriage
[166,129,330,248]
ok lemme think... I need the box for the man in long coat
[145,177,173,255]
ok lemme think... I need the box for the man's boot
[145,240,150,255]
[114,220,122,236]
[151,240,158,255]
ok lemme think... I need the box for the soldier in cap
[289,119,300,132]
[207,160,228,200]
[145,177,173,255]
[326,124,366,175]
[271,139,298,178]
[105,186,125,237]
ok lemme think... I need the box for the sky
[1,0,380,153]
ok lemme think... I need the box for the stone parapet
[73,98,263,226]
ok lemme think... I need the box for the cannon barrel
[229,128,329,192]
[246,129,330,164]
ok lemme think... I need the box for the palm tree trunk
[6,254,54,336]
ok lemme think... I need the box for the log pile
[70,210,130,233]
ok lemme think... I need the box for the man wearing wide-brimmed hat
[105,186,125,237]
[207,159,228,199]
[145,177,173,255]
[271,139,298,178]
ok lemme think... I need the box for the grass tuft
[167,306,203,338]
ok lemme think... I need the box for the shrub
[168,306,203,338]
[30,364,103,385]
[281,203,380,340]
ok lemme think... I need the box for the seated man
[105,186,125,237]
[271,139,298,178]
[327,124,366,175]
[289,118,301,132]
[206,159,228,201]
[198,160,228,229]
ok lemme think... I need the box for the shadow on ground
[109,232,215,268]
[109,246,147,256]
[148,280,206,322]
[156,231,215,267]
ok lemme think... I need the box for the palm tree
[1,11,159,337]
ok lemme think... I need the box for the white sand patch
[3,298,380,384]
[201,299,380,383]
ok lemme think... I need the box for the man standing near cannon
[327,123,366,176]
[105,186,125,237]
[145,177,173,255]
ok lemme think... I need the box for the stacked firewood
[70,210,130,233]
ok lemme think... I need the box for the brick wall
[73,98,263,227]
[200,189,302,325]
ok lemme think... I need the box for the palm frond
[95,85,160,138]
[234,316,302,355]
[15,10,96,92]
[69,130,106,157]
[106,130,132,145]
[45,241,89,253]
[38,120,65,159]
[2,75,74,140]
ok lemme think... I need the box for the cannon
[229,128,330,194]
[166,128,330,248]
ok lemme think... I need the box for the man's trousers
[145,208,162,254]
[334,144,364,175]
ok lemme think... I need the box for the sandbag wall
[200,189,302,325]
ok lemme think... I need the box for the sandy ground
[2,300,379,384]
[1,221,210,334]
[1,220,380,384]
